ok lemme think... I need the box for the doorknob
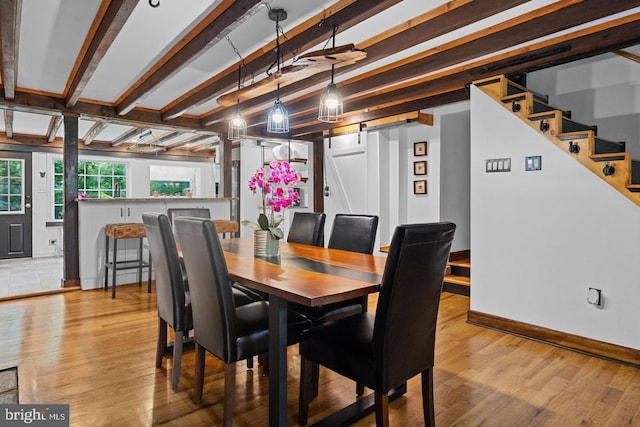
[24,203,32,209]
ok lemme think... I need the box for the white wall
[528,51,640,159]
[470,85,640,349]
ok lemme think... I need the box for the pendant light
[318,24,343,123]
[266,8,289,133]
[228,65,247,140]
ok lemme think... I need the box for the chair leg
[422,367,435,427]
[223,362,236,427]
[156,318,167,368]
[374,391,390,427]
[246,356,253,369]
[172,331,184,391]
[298,356,315,426]
[353,295,369,396]
[194,344,206,404]
[258,353,269,376]
[311,362,320,398]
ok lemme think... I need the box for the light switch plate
[485,158,511,173]
[525,155,542,171]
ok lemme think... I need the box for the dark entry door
[0,151,32,259]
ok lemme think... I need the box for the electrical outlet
[587,288,602,306]
[49,239,57,246]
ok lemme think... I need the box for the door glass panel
[0,159,24,214]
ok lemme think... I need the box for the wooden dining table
[218,238,388,426]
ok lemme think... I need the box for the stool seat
[104,222,152,298]
[105,223,147,239]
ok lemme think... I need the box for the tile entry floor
[0,257,63,298]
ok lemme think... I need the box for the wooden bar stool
[212,220,239,239]
[104,223,152,298]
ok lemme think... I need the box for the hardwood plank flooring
[1,285,640,426]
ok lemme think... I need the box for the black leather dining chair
[143,213,259,391]
[328,214,379,254]
[287,212,326,246]
[167,208,210,240]
[298,222,456,427]
[142,213,193,391]
[175,217,312,425]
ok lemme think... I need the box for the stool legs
[105,234,152,298]
[104,236,110,291]
[112,238,118,299]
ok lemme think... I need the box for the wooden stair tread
[590,152,628,162]
[444,275,470,286]
[448,259,471,268]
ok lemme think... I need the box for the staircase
[474,75,640,206]
[444,250,470,297]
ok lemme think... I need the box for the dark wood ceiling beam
[3,109,13,138]
[82,120,109,145]
[46,116,63,142]
[0,0,21,100]
[285,89,468,138]
[200,0,528,126]
[161,0,402,121]
[111,126,149,147]
[241,0,640,130]
[286,16,640,137]
[116,0,263,115]
[65,0,138,108]
[0,91,218,134]
[165,134,212,151]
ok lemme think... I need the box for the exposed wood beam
[191,142,218,153]
[200,0,527,126]
[3,109,12,138]
[111,126,149,147]
[154,131,181,145]
[243,0,640,131]
[46,116,63,143]
[0,91,218,134]
[0,0,21,100]
[165,134,212,151]
[161,0,402,121]
[288,89,468,137]
[82,120,109,145]
[289,13,640,136]
[116,0,263,115]
[65,0,138,108]
[614,49,640,64]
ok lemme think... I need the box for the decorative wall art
[413,141,427,156]
[413,180,427,195]
[413,160,427,175]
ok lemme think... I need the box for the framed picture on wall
[413,141,427,156]
[413,180,427,195]
[413,160,427,175]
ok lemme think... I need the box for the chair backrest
[287,212,326,246]
[373,222,455,392]
[175,217,238,363]
[167,208,211,241]
[328,214,379,254]
[142,213,189,332]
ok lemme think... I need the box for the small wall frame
[413,180,427,195]
[413,160,427,175]
[413,141,427,156]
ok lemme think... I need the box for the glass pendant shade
[318,83,343,122]
[267,99,289,133]
[228,102,247,140]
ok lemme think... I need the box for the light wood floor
[2,285,640,426]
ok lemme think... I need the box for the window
[53,160,127,219]
[150,180,190,197]
[0,159,24,214]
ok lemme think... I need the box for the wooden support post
[223,138,232,197]
[62,113,80,287]
[313,137,324,213]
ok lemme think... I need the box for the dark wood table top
[219,238,386,307]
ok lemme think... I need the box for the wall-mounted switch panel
[525,155,542,171]
[485,158,511,173]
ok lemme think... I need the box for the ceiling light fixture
[266,8,289,134]
[318,24,344,123]
[228,65,247,140]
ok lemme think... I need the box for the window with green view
[150,180,191,197]
[0,159,24,214]
[53,159,127,219]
